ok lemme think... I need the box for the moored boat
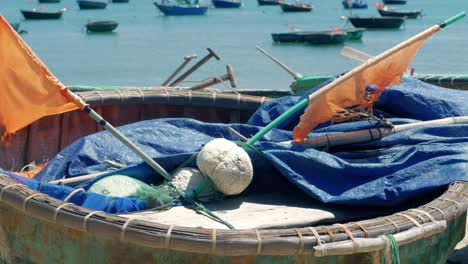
[212,0,242,8]
[383,0,407,4]
[85,20,119,32]
[20,9,65,19]
[77,0,108,9]
[342,0,367,9]
[38,0,61,3]
[154,2,209,15]
[271,32,304,42]
[302,30,347,44]
[279,2,313,12]
[348,16,405,29]
[272,30,347,44]
[376,5,422,19]
[257,0,281,5]
[343,27,365,40]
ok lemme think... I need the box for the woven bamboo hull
[0,89,466,263]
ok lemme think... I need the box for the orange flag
[293,25,441,143]
[0,16,78,141]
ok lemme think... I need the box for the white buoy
[170,167,218,200]
[196,138,253,195]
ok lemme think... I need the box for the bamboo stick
[279,116,468,148]
[49,171,111,185]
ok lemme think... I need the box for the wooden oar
[246,12,465,146]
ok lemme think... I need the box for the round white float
[196,138,253,195]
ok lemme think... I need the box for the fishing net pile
[4,77,468,213]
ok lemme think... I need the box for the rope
[121,217,136,242]
[387,235,400,264]
[0,183,23,201]
[165,225,175,249]
[63,188,85,202]
[22,193,47,213]
[294,228,305,255]
[424,205,446,220]
[211,229,217,254]
[380,235,400,264]
[409,209,436,223]
[308,227,325,256]
[437,198,463,213]
[335,224,357,253]
[447,190,468,198]
[255,229,262,255]
[321,226,336,242]
[352,222,369,238]
[384,217,400,233]
[396,213,422,227]
[83,211,103,232]
[53,203,73,223]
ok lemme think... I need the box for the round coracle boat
[0,88,467,263]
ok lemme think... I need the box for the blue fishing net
[6,77,468,213]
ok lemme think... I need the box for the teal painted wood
[0,203,465,264]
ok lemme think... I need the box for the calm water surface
[1,0,467,90]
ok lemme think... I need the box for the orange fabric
[293,27,438,143]
[0,16,78,141]
[14,162,48,179]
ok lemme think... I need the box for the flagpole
[246,12,465,146]
[65,90,173,181]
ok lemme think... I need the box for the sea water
[1,0,467,90]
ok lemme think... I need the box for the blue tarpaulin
[6,77,468,213]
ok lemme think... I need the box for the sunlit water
[1,0,467,90]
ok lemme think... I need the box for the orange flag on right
[292,25,441,143]
[0,15,79,141]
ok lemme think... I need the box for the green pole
[246,12,465,145]
[246,98,308,145]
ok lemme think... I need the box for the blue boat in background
[342,0,368,9]
[212,0,242,8]
[77,0,108,9]
[154,0,208,15]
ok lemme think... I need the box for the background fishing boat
[348,16,405,29]
[86,20,119,32]
[342,0,367,9]
[212,0,242,8]
[383,0,407,4]
[279,2,313,12]
[272,30,348,44]
[77,0,108,9]
[154,1,209,15]
[343,27,365,40]
[376,4,422,19]
[20,8,65,19]
[257,0,281,5]
[38,0,61,3]
[302,30,347,44]
[112,0,130,3]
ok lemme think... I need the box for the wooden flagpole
[246,12,465,146]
